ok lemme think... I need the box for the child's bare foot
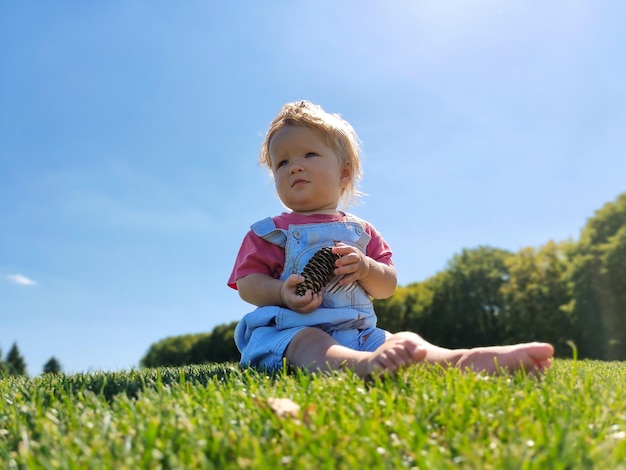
[355,332,427,378]
[455,342,554,375]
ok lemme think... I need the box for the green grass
[1,360,625,469]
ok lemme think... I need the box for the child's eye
[276,160,288,169]
[305,152,319,158]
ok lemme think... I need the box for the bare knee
[387,331,425,343]
[284,328,337,367]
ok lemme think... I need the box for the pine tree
[43,356,62,374]
[6,342,27,376]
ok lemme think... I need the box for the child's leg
[284,328,554,377]
[418,338,555,374]
[284,327,427,378]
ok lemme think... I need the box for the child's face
[269,125,351,214]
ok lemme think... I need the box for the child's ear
[339,164,352,188]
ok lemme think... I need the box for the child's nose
[289,162,304,174]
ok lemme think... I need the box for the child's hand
[281,274,323,314]
[332,243,372,286]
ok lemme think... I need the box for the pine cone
[296,246,340,296]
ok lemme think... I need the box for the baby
[228,100,554,377]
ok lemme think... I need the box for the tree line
[140,322,239,368]
[0,342,62,378]
[143,192,626,367]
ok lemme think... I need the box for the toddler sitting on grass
[229,100,554,378]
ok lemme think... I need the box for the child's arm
[236,273,324,314]
[332,243,397,299]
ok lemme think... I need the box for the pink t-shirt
[228,212,393,289]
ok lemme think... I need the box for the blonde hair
[259,100,363,208]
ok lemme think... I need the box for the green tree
[140,333,207,368]
[375,280,434,333]
[43,356,62,374]
[140,321,240,368]
[420,246,512,348]
[500,241,575,356]
[601,225,626,359]
[6,342,27,376]
[190,322,240,364]
[567,192,626,359]
[375,285,412,332]
[378,247,514,348]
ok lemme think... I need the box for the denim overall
[234,215,387,370]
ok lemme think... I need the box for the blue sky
[1,1,624,376]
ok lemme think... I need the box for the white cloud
[6,274,38,286]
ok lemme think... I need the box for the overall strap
[251,217,288,247]
[343,213,372,248]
